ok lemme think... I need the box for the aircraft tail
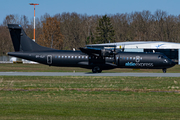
[8,24,53,52]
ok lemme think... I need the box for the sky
[1,0,180,24]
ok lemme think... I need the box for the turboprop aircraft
[7,24,176,73]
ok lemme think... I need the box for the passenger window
[130,57,132,60]
[58,56,60,58]
[78,56,81,59]
[123,57,125,60]
[62,56,64,58]
[71,56,74,58]
[55,56,57,58]
[65,56,67,58]
[133,57,135,60]
[127,57,128,60]
[82,56,84,59]
[75,56,77,58]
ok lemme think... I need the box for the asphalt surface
[0,72,179,77]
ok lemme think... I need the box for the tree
[38,17,63,49]
[3,14,19,25]
[57,12,88,50]
[94,15,115,44]
[0,25,13,55]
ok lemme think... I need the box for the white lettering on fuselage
[124,56,154,67]
[125,62,154,67]
[35,55,45,58]
[136,63,154,67]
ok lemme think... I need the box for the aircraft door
[47,55,52,64]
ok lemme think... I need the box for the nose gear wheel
[92,66,102,73]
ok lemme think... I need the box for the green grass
[0,76,180,119]
[0,63,180,73]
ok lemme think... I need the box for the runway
[0,72,179,77]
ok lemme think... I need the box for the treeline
[1,10,180,55]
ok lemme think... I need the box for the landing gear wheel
[162,68,166,73]
[92,66,102,73]
[98,69,102,73]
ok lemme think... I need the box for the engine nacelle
[101,49,114,57]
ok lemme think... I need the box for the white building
[87,41,180,64]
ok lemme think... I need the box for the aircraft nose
[171,61,176,66]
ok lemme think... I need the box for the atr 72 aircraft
[7,24,176,73]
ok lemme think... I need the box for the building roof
[87,41,180,49]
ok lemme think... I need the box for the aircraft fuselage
[8,50,175,71]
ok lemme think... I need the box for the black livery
[7,24,176,73]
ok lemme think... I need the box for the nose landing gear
[92,66,102,73]
[162,68,166,73]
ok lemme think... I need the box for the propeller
[121,44,125,52]
[113,45,116,63]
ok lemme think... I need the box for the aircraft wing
[79,47,115,57]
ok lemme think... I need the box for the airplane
[7,24,176,73]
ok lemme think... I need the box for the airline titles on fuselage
[124,55,154,67]
[125,62,154,67]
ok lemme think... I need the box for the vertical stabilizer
[8,24,53,52]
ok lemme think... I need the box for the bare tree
[38,17,63,49]
[3,14,19,25]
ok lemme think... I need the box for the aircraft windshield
[158,55,167,59]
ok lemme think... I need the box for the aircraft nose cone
[171,61,176,67]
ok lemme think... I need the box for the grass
[0,76,180,119]
[0,63,180,73]
[0,64,180,119]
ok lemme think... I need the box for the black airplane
[7,24,176,73]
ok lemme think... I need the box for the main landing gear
[92,66,102,73]
[162,68,167,73]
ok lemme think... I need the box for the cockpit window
[158,55,165,59]
[158,55,168,59]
